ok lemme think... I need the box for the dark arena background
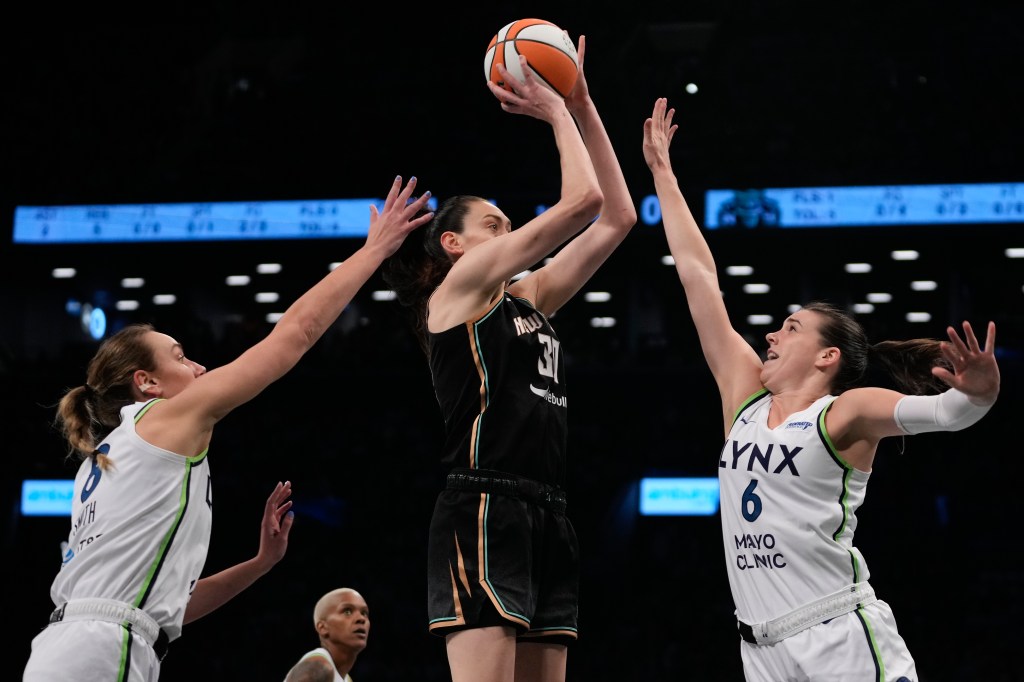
[4,2,1021,680]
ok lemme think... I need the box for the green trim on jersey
[117,627,131,681]
[730,389,769,428]
[816,399,863,583]
[854,608,886,681]
[131,398,209,610]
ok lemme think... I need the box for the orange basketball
[484,19,579,98]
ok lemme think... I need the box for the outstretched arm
[824,321,999,470]
[834,320,1000,440]
[518,35,637,316]
[156,177,434,449]
[642,98,762,426]
[183,481,295,624]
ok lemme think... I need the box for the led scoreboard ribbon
[11,183,1022,244]
[703,182,1024,229]
[13,198,391,244]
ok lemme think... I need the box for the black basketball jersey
[428,292,567,486]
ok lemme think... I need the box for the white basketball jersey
[50,400,213,641]
[719,390,871,624]
[285,648,352,682]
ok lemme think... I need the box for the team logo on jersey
[513,313,545,336]
[529,383,566,407]
[720,440,801,475]
[785,420,813,431]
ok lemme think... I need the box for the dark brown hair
[381,196,483,354]
[802,301,951,395]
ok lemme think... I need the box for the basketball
[484,19,578,98]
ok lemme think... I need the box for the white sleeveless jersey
[284,648,352,682]
[719,390,871,624]
[50,400,213,641]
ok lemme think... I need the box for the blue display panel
[639,477,720,516]
[12,198,390,244]
[21,479,74,516]
[703,182,1024,229]
[13,182,1023,243]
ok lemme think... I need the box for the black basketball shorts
[426,469,579,645]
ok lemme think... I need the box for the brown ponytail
[869,339,952,395]
[54,323,156,468]
[381,196,479,354]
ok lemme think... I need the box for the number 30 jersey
[429,292,567,486]
[719,390,871,625]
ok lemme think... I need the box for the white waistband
[739,582,877,646]
[51,598,161,646]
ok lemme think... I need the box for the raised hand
[487,56,568,123]
[256,480,295,568]
[366,176,434,257]
[642,97,678,172]
[932,320,1000,403]
[564,34,590,115]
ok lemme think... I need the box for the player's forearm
[270,245,382,350]
[654,171,718,279]
[550,108,603,214]
[572,103,636,228]
[183,557,272,624]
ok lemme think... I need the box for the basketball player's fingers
[938,341,963,370]
[983,321,997,353]
[406,191,432,219]
[495,62,524,91]
[275,499,294,521]
[931,365,956,387]
[277,479,292,501]
[486,80,517,105]
[575,34,586,70]
[960,320,982,353]
[514,55,533,87]
[279,510,295,538]
[408,209,434,233]
[382,175,404,212]
[945,324,970,356]
[265,481,283,507]
[397,175,418,202]
[268,481,291,510]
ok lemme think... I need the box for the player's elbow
[569,187,604,223]
[616,203,638,230]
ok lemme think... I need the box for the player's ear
[439,230,463,257]
[817,346,840,369]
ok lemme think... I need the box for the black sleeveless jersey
[428,292,568,486]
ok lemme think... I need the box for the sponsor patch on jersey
[785,420,813,430]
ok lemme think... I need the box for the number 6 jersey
[719,390,872,624]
